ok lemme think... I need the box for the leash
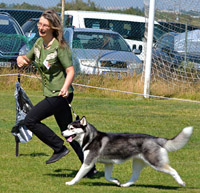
[67,101,80,120]
[18,73,21,83]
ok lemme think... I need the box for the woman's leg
[54,94,98,177]
[24,96,70,164]
[25,97,67,153]
[54,93,84,163]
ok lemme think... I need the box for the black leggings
[24,93,83,162]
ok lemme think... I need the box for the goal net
[144,0,200,94]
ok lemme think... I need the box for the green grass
[0,89,200,193]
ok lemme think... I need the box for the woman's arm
[58,66,75,97]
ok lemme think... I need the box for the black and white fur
[62,116,193,187]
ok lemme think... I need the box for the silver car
[64,28,143,77]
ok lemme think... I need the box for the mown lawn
[0,89,200,193]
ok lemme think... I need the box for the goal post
[144,0,156,98]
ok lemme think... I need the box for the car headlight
[19,44,31,56]
[80,59,97,67]
[128,62,138,69]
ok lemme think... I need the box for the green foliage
[155,10,200,27]
[64,0,100,12]
[11,2,45,11]
[0,3,6,8]
[2,0,144,17]
[109,7,144,16]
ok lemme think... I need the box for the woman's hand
[58,89,69,98]
[58,66,74,98]
[17,55,30,67]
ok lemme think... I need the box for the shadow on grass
[44,168,104,179]
[19,152,49,157]
[134,184,180,190]
[85,182,182,190]
[44,169,198,191]
[134,184,200,191]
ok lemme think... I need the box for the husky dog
[62,117,193,187]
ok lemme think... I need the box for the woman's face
[37,16,53,38]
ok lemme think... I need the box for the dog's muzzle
[62,133,76,143]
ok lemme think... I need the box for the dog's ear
[80,116,87,126]
[75,115,80,120]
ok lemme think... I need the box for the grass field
[0,87,200,193]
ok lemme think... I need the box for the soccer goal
[144,0,200,98]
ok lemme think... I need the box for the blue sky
[1,0,144,9]
[2,0,200,12]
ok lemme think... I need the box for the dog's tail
[164,126,193,152]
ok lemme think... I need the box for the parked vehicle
[0,12,30,68]
[22,18,39,48]
[0,9,43,26]
[152,31,200,73]
[154,21,200,42]
[64,10,161,61]
[157,21,199,34]
[63,27,143,76]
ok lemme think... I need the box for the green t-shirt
[26,38,74,97]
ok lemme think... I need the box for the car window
[0,18,19,34]
[22,20,39,37]
[157,33,175,50]
[22,21,37,33]
[64,15,73,27]
[72,31,131,52]
[84,18,146,41]
[64,31,70,43]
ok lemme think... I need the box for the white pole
[144,0,156,98]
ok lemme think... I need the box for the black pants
[24,93,83,162]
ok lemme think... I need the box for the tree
[2,0,144,17]
[0,3,6,8]
[12,2,45,10]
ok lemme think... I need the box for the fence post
[61,0,65,27]
[144,0,156,98]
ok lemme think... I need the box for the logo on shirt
[46,51,57,60]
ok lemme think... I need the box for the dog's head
[62,116,87,143]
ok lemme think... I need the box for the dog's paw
[111,178,121,186]
[120,182,134,187]
[65,181,75,186]
[180,181,186,187]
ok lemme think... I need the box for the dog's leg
[65,162,95,185]
[104,163,121,186]
[120,159,146,187]
[155,164,186,187]
[146,148,186,187]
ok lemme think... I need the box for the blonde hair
[41,9,66,48]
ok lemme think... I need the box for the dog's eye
[69,126,77,131]
[68,125,73,130]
